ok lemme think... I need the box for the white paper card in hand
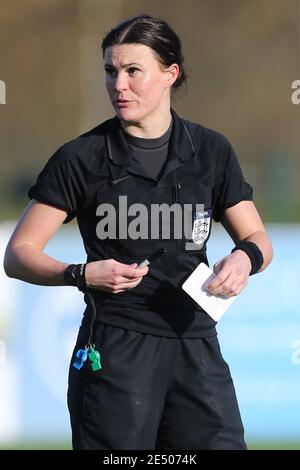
[182,262,236,321]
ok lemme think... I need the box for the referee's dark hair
[101,14,188,92]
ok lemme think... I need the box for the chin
[116,109,140,123]
[114,104,148,124]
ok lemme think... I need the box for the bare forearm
[243,230,273,272]
[4,243,69,286]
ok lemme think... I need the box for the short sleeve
[212,139,253,222]
[28,144,90,223]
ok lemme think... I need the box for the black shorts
[67,322,246,450]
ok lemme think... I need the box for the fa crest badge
[192,210,211,244]
[185,209,212,250]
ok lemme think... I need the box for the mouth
[115,99,131,106]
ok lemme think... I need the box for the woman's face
[104,43,174,123]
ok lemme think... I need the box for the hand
[85,259,149,294]
[205,250,252,297]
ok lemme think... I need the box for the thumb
[129,263,138,268]
[213,258,225,274]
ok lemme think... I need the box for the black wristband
[231,241,264,275]
[64,263,87,292]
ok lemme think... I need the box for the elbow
[266,234,274,265]
[260,238,274,272]
[3,264,14,279]
[3,258,13,278]
[266,243,274,268]
[269,243,274,264]
[3,246,17,278]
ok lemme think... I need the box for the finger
[110,261,138,276]
[121,265,149,280]
[113,265,139,280]
[213,276,245,297]
[206,271,237,296]
[90,277,142,293]
[108,273,140,287]
[217,272,237,296]
[111,278,142,293]
[213,259,224,275]
[206,268,231,291]
[226,282,245,297]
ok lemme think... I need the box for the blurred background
[0,0,299,450]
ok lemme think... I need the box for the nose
[114,71,129,92]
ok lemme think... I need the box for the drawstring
[86,290,97,346]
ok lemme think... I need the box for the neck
[121,106,172,139]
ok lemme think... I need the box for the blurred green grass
[1,441,300,450]
[248,441,300,450]
[0,441,72,450]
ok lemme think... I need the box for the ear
[165,63,180,88]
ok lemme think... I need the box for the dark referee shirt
[28,109,253,338]
[123,118,172,179]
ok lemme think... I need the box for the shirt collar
[105,108,195,167]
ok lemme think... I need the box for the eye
[127,67,139,76]
[104,67,116,76]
